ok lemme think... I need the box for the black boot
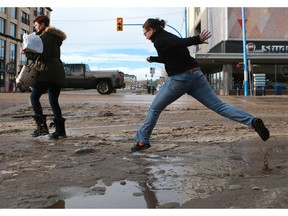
[49,118,67,139]
[31,115,49,137]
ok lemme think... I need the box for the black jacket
[39,26,67,86]
[149,29,201,76]
[27,27,67,86]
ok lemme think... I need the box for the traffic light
[116,17,123,31]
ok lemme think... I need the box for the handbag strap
[34,55,40,62]
[28,55,41,67]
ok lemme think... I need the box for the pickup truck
[63,63,125,94]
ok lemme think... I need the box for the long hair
[142,18,166,31]
[33,15,50,26]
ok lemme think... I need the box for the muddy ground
[0,89,288,209]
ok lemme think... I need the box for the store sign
[246,43,256,52]
[261,45,288,53]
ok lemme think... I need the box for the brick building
[0,7,51,92]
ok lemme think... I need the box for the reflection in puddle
[148,165,187,205]
[63,181,148,208]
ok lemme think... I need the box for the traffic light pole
[242,7,249,96]
[123,24,183,38]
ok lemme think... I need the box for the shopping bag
[16,64,39,88]
[16,55,43,88]
[22,32,43,54]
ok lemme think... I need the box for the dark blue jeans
[30,81,63,120]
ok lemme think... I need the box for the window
[0,18,5,34]
[9,22,16,37]
[20,29,27,41]
[0,39,5,70]
[0,7,6,14]
[210,71,224,90]
[21,11,30,25]
[34,7,44,16]
[9,43,16,71]
[10,7,17,19]
[19,51,27,67]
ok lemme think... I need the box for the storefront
[195,40,288,95]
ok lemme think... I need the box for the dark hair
[143,18,166,31]
[33,15,50,26]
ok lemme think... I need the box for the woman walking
[23,15,67,139]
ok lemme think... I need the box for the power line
[63,42,146,46]
[53,10,184,24]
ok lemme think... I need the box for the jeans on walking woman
[30,81,63,120]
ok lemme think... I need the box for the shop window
[210,71,223,90]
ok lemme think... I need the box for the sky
[49,7,187,81]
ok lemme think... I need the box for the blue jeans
[30,81,63,120]
[134,70,256,144]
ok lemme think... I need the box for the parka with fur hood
[36,26,67,86]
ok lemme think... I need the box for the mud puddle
[59,179,186,208]
[58,155,189,208]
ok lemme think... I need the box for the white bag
[22,32,43,54]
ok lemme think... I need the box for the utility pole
[242,7,249,96]
[184,7,188,38]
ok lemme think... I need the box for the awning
[194,53,288,71]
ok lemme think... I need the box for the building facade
[0,7,51,92]
[188,7,288,95]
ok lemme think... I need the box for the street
[0,89,288,208]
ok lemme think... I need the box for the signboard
[253,74,266,87]
[150,67,155,77]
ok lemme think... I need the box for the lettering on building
[261,45,288,53]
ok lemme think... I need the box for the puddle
[60,155,190,208]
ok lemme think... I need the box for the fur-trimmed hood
[41,26,67,42]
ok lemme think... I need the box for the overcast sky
[49,7,187,80]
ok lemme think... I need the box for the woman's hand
[146,57,152,63]
[199,29,212,44]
